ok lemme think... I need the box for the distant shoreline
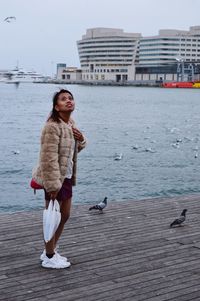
[36,80,163,87]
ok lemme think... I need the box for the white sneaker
[55,251,69,263]
[41,254,71,269]
[40,250,68,263]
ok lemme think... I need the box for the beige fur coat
[32,119,86,193]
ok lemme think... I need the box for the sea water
[0,83,200,212]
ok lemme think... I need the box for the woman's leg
[42,198,71,269]
[54,197,72,246]
[44,199,55,255]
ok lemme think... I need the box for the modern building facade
[77,28,141,82]
[56,26,200,83]
[136,26,200,81]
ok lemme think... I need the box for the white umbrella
[43,200,61,243]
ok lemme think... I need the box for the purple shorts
[44,178,73,202]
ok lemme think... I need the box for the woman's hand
[49,190,59,201]
[72,127,84,142]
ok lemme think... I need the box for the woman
[33,89,86,269]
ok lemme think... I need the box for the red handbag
[30,178,44,193]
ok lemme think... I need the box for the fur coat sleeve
[40,122,62,192]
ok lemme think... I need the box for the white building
[73,26,200,83]
[57,64,82,81]
[77,28,141,82]
[136,26,200,81]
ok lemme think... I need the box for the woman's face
[55,92,75,113]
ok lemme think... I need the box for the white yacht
[2,67,48,83]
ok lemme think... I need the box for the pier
[1,194,200,300]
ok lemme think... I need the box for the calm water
[0,83,200,212]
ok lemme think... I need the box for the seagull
[170,209,187,227]
[171,143,180,149]
[4,16,16,23]
[89,197,107,212]
[114,153,123,160]
[144,147,155,153]
[12,150,20,155]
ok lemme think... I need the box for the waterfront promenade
[1,194,200,301]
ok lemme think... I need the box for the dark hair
[47,89,74,123]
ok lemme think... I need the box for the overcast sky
[0,0,200,75]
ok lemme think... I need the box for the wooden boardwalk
[1,194,200,301]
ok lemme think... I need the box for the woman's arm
[70,118,87,152]
[72,127,87,152]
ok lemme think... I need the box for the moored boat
[0,67,48,83]
[193,82,200,88]
[163,82,194,88]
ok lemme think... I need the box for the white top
[65,121,86,179]
[65,122,75,179]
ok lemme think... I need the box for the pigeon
[89,197,107,211]
[4,16,16,23]
[170,209,187,227]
